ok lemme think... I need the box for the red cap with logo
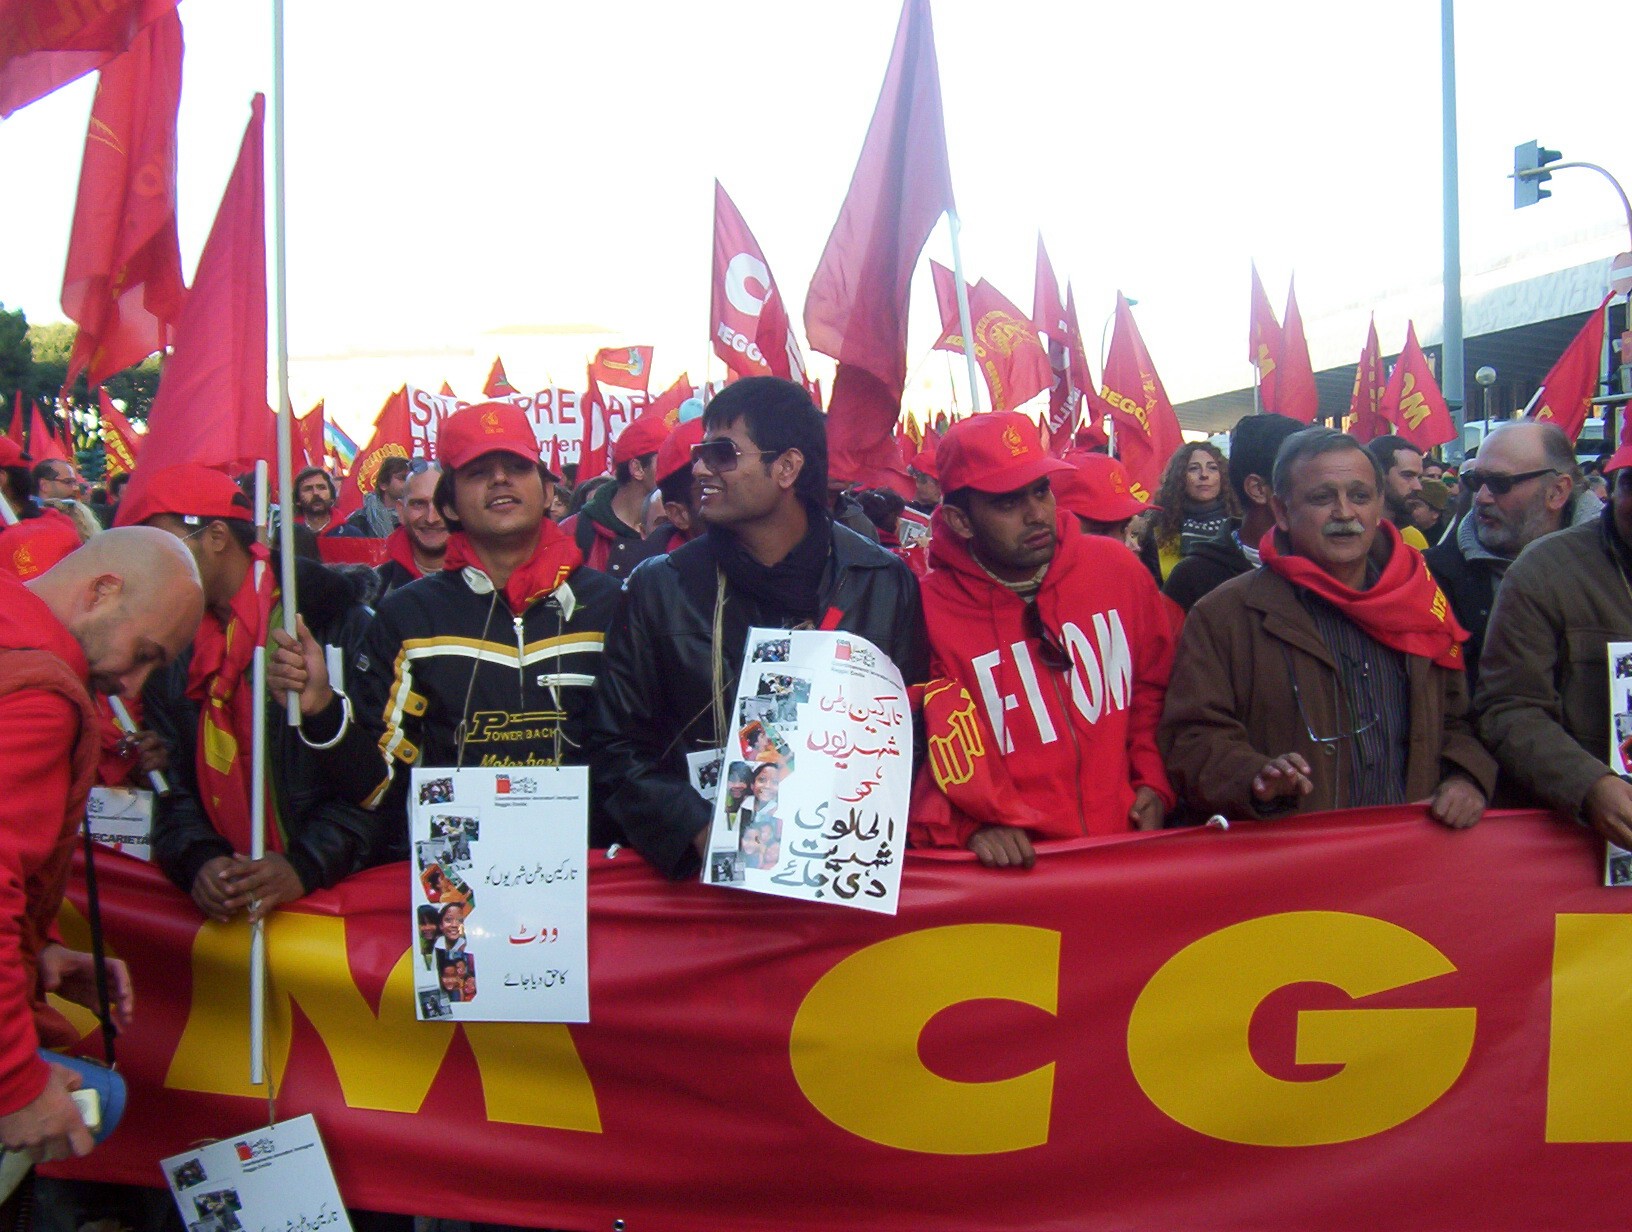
[114,463,254,527]
[935,411,1074,495]
[1054,450,1154,521]
[0,438,25,468]
[654,418,706,486]
[613,412,673,467]
[438,401,542,471]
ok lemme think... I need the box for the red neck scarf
[186,545,281,853]
[1260,520,1468,670]
[442,519,583,612]
[384,527,422,579]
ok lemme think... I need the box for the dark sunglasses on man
[690,438,785,473]
[1462,467,1557,497]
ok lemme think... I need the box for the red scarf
[442,519,584,612]
[384,526,422,579]
[1260,520,1468,670]
[186,546,281,853]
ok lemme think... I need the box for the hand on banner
[1251,754,1313,804]
[38,942,134,1033]
[1128,786,1165,831]
[968,824,1036,869]
[220,853,305,922]
[1583,774,1632,849]
[268,616,333,717]
[1427,775,1486,830]
[191,854,243,922]
[0,1063,92,1163]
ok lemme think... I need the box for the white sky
[0,0,1627,438]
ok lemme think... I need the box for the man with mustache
[1160,427,1495,823]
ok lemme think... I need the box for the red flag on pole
[1348,315,1387,444]
[578,365,611,484]
[483,358,515,398]
[1100,293,1184,500]
[930,263,1051,413]
[1380,322,1456,452]
[6,394,24,450]
[1275,279,1320,424]
[98,388,140,478]
[137,94,272,475]
[803,0,953,492]
[0,0,177,118]
[438,380,456,398]
[295,400,325,471]
[1248,263,1282,408]
[589,347,654,393]
[711,181,805,382]
[1527,296,1612,442]
[60,8,184,390]
[336,388,411,520]
[648,373,695,426]
[29,403,68,462]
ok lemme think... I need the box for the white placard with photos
[409,766,589,1022]
[1605,642,1632,886]
[161,1114,350,1232]
[85,785,153,861]
[700,627,910,914]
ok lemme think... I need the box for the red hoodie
[909,509,1176,848]
[0,571,100,1117]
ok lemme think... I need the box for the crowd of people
[2,376,1628,1225]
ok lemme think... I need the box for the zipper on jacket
[513,615,526,707]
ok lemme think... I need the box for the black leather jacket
[586,520,926,879]
[145,555,382,897]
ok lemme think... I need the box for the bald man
[0,528,202,1163]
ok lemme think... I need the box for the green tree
[0,304,31,433]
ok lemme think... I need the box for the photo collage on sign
[1606,644,1632,886]
[414,776,480,1017]
[712,663,813,883]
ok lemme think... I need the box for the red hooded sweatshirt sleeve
[909,510,1175,848]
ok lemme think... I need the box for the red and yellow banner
[48,809,1632,1230]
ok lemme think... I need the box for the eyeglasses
[1022,601,1073,672]
[690,438,784,473]
[1463,467,1557,496]
[1283,646,1378,746]
[407,459,435,475]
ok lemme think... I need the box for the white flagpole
[271,0,298,727]
[947,211,983,414]
[250,460,270,1088]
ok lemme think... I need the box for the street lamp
[1475,365,1496,425]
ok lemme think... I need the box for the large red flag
[589,346,654,393]
[483,357,515,398]
[930,263,1051,413]
[60,8,184,390]
[1348,315,1387,444]
[1100,293,1184,500]
[1248,263,1282,408]
[5,394,24,450]
[98,388,140,478]
[0,0,177,117]
[1528,297,1612,442]
[1380,322,1456,452]
[1275,279,1320,424]
[711,181,806,383]
[336,388,411,520]
[578,364,611,483]
[295,400,325,471]
[28,402,68,462]
[139,95,272,475]
[804,0,953,491]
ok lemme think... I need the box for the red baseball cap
[935,411,1074,496]
[654,417,706,486]
[909,439,939,480]
[0,438,25,468]
[114,463,254,528]
[1603,442,1632,475]
[613,412,672,467]
[438,401,542,471]
[1054,450,1154,521]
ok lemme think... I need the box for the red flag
[1248,263,1282,408]
[1100,293,1184,500]
[1380,322,1455,452]
[930,263,1051,413]
[0,0,177,118]
[648,373,694,427]
[336,388,411,519]
[29,403,68,462]
[98,388,139,478]
[57,407,77,457]
[1275,279,1320,424]
[60,8,184,390]
[296,401,325,471]
[139,95,272,475]
[6,394,24,450]
[578,365,611,483]
[1528,296,1612,442]
[711,181,806,383]
[438,380,456,397]
[483,358,515,398]
[589,347,654,393]
[803,0,953,493]
[1348,315,1387,444]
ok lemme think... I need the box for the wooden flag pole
[947,211,983,415]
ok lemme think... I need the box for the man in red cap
[1478,436,1632,852]
[560,410,671,579]
[1054,450,1155,547]
[909,411,1177,867]
[645,417,707,556]
[119,464,382,922]
[269,402,618,849]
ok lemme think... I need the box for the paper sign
[409,766,589,1022]
[1606,642,1632,885]
[85,786,154,862]
[161,1114,350,1232]
[700,628,910,914]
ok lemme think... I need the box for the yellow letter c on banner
[790,924,1060,1155]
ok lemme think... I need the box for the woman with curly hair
[1144,441,1239,580]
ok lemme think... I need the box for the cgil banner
[45,808,1632,1231]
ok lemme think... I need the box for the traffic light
[1514,141,1562,209]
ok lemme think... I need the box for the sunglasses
[1462,467,1557,496]
[407,459,435,475]
[1022,601,1073,673]
[690,438,784,473]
